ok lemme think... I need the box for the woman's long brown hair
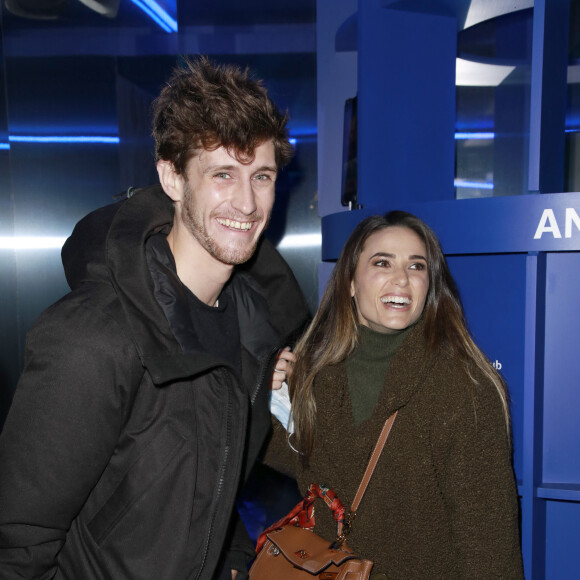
[289,212,510,461]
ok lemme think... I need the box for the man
[0,57,309,579]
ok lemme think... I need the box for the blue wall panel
[543,253,580,485]
[447,254,527,482]
[357,1,456,207]
[544,499,580,579]
[322,192,580,261]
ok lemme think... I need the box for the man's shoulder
[32,282,130,349]
[235,237,310,339]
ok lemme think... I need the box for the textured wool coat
[266,320,524,579]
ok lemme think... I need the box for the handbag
[249,411,398,579]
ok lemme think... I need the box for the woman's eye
[374,260,388,267]
[410,263,426,270]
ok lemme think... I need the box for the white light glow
[463,0,533,30]
[456,58,515,87]
[0,236,67,249]
[568,65,580,84]
[3,234,324,251]
[277,233,322,249]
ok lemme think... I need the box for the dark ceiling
[3,0,316,31]
[1,0,318,135]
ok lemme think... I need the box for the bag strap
[255,411,398,554]
[336,410,398,542]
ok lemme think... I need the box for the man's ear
[157,160,184,202]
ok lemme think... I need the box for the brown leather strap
[337,411,397,538]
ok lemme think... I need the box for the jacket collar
[62,185,310,385]
[319,318,434,426]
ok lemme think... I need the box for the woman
[266,211,524,579]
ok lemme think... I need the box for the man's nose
[232,179,258,215]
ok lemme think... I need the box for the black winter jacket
[0,185,309,579]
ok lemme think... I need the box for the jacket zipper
[250,345,280,406]
[194,368,233,580]
[195,347,280,576]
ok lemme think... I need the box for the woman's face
[350,226,429,334]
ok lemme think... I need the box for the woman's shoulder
[413,344,496,400]
[313,361,348,391]
[422,348,508,430]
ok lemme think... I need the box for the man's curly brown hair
[152,56,293,175]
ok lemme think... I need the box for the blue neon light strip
[454,179,494,190]
[130,0,177,33]
[458,128,580,138]
[1,128,574,150]
[1,129,578,149]
[8,135,119,144]
[455,132,495,140]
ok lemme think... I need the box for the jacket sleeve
[433,377,524,579]
[0,297,139,578]
[220,510,255,579]
[260,417,299,480]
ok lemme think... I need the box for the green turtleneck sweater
[346,324,409,425]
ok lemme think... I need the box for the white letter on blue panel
[534,209,562,239]
[565,208,580,238]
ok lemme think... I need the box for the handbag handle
[335,411,398,544]
[254,483,344,553]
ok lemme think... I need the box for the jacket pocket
[87,423,186,545]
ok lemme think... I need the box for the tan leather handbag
[249,412,397,579]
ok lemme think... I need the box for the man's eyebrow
[203,164,236,173]
[202,164,278,174]
[253,165,278,173]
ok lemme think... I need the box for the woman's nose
[392,266,409,286]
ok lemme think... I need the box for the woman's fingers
[271,347,296,390]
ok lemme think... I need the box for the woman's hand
[271,347,296,390]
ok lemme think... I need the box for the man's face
[179,141,277,266]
